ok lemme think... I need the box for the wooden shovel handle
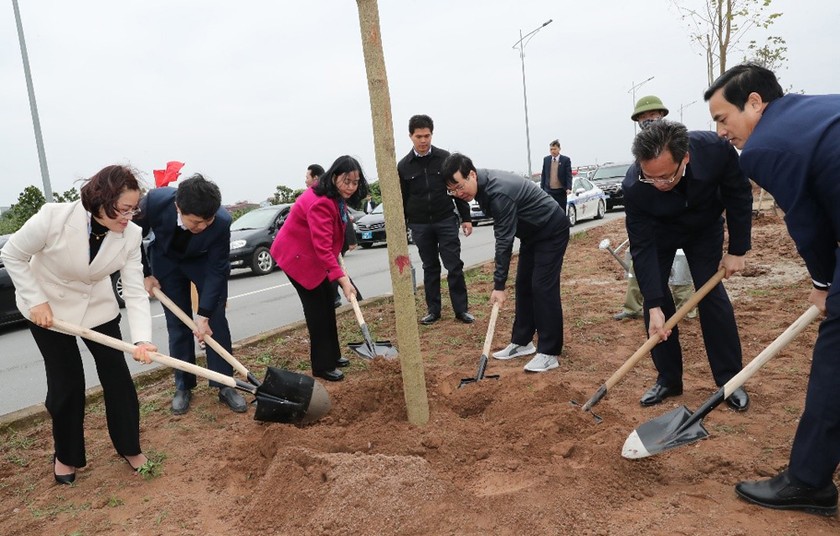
[722,305,821,397]
[482,303,500,358]
[50,319,238,389]
[604,267,726,390]
[338,255,366,327]
[152,287,250,379]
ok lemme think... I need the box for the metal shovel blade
[253,367,332,425]
[458,355,500,388]
[621,405,709,459]
[348,323,398,359]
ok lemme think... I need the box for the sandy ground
[1,209,838,535]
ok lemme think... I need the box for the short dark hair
[175,174,222,219]
[307,164,325,179]
[440,153,476,186]
[408,114,434,135]
[703,62,784,109]
[80,165,143,219]
[313,155,370,206]
[549,139,560,148]
[631,120,689,164]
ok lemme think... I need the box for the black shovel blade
[621,405,710,459]
[252,367,332,425]
[458,354,500,388]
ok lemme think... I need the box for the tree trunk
[355,0,429,426]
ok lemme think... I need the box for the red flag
[153,161,185,187]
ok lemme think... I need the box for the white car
[566,177,607,226]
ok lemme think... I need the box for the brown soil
[2,210,838,535]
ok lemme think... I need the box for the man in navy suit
[623,120,752,411]
[706,63,840,515]
[138,174,246,415]
[540,140,573,208]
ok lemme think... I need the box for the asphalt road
[0,211,623,416]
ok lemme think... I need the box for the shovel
[50,319,332,425]
[459,302,501,388]
[599,238,631,273]
[577,267,726,417]
[338,256,397,359]
[152,287,261,387]
[622,305,820,459]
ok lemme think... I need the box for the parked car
[589,162,632,210]
[566,177,607,226]
[0,234,25,327]
[110,232,155,308]
[469,200,493,226]
[229,204,291,275]
[354,204,413,248]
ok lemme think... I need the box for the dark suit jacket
[540,154,573,192]
[138,188,231,315]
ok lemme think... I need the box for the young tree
[271,185,298,205]
[671,0,786,85]
[356,0,429,426]
[54,187,80,203]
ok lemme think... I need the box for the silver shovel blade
[622,405,709,459]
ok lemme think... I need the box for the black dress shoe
[53,454,75,485]
[736,469,838,516]
[420,313,440,325]
[336,356,351,368]
[726,387,750,412]
[171,389,192,415]
[314,369,344,382]
[455,311,475,324]
[218,387,248,413]
[640,382,683,406]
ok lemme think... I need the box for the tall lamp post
[12,0,53,201]
[512,19,552,179]
[678,100,697,123]
[628,76,655,135]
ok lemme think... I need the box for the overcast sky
[2,0,838,206]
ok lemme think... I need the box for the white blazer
[0,201,152,342]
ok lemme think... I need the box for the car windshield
[591,164,631,181]
[371,204,384,215]
[231,206,286,230]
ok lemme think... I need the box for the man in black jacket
[623,120,752,410]
[398,115,473,324]
[539,139,572,207]
[441,153,570,373]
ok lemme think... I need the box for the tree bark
[355,0,429,426]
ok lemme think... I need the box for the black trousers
[547,189,567,209]
[29,316,141,468]
[158,269,233,391]
[289,276,342,374]
[510,208,570,355]
[409,214,468,316]
[789,287,840,488]
[645,223,743,387]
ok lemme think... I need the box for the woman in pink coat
[270,156,369,381]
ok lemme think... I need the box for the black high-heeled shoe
[121,454,146,472]
[53,454,75,485]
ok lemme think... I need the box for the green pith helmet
[631,95,669,121]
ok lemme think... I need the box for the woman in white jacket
[0,165,156,485]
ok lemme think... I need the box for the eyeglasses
[638,161,684,185]
[340,178,359,187]
[446,182,466,196]
[114,206,141,218]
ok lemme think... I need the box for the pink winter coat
[270,188,347,290]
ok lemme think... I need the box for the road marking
[150,282,292,319]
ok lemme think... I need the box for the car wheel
[595,199,606,219]
[110,272,126,308]
[250,246,275,275]
[567,205,577,227]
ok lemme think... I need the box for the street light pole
[628,76,655,135]
[12,0,53,202]
[678,100,698,123]
[512,19,552,179]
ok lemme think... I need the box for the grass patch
[107,495,124,507]
[31,500,91,519]
[136,449,167,480]
[139,401,161,417]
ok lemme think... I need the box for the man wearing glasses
[441,153,570,373]
[623,120,752,409]
[137,174,247,415]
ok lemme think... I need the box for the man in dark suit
[138,174,246,415]
[706,63,840,515]
[623,120,752,411]
[540,139,573,208]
